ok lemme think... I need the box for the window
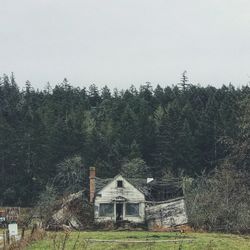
[117,180,123,188]
[99,204,114,217]
[126,203,139,216]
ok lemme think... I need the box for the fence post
[3,230,6,248]
[6,229,10,245]
[31,224,36,235]
[21,227,25,239]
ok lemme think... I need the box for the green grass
[25,231,250,250]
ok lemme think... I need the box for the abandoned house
[89,167,188,228]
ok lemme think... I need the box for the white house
[89,167,188,227]
[91,172,146,223]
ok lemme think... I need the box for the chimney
[89,167,96,203]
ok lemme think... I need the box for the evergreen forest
[1,73,250,207]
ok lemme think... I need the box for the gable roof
[94,174,183,201]
[95,175,149,195]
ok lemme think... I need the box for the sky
[0,0,250,90]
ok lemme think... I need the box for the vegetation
[1,73,250,232]
[26,231,250,250]
[185,166,250,233]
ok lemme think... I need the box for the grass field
[26,231,250,250]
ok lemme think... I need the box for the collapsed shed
[146,197,188,229]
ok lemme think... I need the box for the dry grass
[25,231,250,250]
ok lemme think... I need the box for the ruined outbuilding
[89,167,188,229]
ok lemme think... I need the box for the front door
[116,203,123,221]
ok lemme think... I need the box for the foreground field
[26,231,250,250]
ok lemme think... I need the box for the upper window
[117,180,123,188]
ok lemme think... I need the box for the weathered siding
[146,198,188,229]
[94,175,145,223]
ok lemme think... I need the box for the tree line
[0,73,249,206]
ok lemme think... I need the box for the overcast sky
[0,0,250,90]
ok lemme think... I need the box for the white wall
[94,175,145,223]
